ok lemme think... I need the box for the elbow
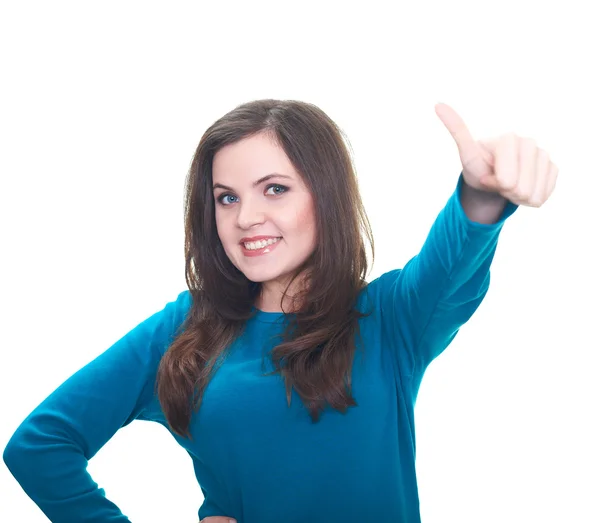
[3,424,31,472]
[3,433,26,478]
[3,422,41,481]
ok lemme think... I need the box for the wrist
[460,179,507,224]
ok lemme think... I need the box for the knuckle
[500,132,512,144]
[531,197,543,207]
[502,179,519,192]
[513,187,530,201]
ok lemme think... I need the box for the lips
[240,236,282,257]
[239,235,281,244]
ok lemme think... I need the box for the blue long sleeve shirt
[3,175,518,522]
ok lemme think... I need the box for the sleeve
[376,174,518,376]
[2,289,191,523]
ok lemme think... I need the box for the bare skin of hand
[199,518,236,523]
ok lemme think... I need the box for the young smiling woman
[4,99,558,523]
[211,132,319,313]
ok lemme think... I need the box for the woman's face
[212,132,317,302]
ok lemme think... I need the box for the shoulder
[360,269,404,300]
[354,269,404,315]
[168,289,193,335]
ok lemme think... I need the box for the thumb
[435,102,480,165]
[477,173,504,194]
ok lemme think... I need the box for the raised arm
[374,104,558,376]
[3,290,191,522]
[375,174,518,375]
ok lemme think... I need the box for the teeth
[244,237,281,250]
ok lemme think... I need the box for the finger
[531,148,550,206]
[200,518,237,523]
[435,103,480,163]
[494,133,520,197]
[544,162,559,202]
[478,138,496,166]
[517,137,539,202]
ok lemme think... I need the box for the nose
[236,196,266,230]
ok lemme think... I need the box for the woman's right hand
[199,518,236,523]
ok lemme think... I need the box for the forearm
[460,177,508,225]
[380,173,518,372]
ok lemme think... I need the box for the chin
[242,268,283,284]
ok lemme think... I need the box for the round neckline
[250,306,292,323]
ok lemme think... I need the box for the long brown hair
[156,99,375,439]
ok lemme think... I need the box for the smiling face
[212,132,317,311]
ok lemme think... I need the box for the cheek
[296,207,314,228]
[293,200,317,241]
[214,212,231,247]
[215,209,229,233]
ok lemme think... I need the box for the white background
[1,1,598,522]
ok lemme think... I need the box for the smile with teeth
[243,237,282,250]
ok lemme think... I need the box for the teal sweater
[3,175,518,523]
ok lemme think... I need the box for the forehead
[212,133,300,183]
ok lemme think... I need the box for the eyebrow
[212,173,293,192]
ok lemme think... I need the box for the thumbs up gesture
[435,103,559,208]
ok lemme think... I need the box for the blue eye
[265,184,288,196]
[218,194,238,206]
[216,184,288,206]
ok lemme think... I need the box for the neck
[256,274,309,313]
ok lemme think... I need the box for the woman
[3,99,558,523]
